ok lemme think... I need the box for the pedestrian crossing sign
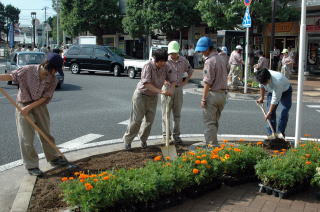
[242,7,252,28]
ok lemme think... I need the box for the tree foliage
[0,2,20,40]
[123,0,200,39]
[195,0,299,31]
[60,0,122,44]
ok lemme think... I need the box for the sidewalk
[190,69,320,103]
[2,137,320,212]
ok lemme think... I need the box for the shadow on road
[57,83,82,91]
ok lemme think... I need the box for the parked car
[5,52,64,89]
[63,45,124,76]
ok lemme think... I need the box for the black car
[63,45,124,76]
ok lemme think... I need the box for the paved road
[0,70,319,166]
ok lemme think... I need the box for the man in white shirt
[256,68,292,137]
[187,45,195,68]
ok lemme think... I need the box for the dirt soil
[28,145,188,212]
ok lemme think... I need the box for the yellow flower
[224,154,230,159]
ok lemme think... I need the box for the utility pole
[270,0,276,69]
[57,0,60,47]
[42,6,49,46]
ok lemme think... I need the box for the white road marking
[307,105,320,108]
[317,110,320,113]
[118,119,130,126]
[0,133,318,172]
[58,134,104,149]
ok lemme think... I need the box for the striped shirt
[167,55,193,86]
[137,61,177,96]
[229,50,243,65]
[10,65,57,103]
[203,52,228,91]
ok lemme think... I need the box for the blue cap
[221,46,228,54]
[195,36,213,52]
[47,53,63,73]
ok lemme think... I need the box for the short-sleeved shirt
[218,52,230,70]
[229,50,243,65]
[10,65,57,103]
[257,56,269,70]
[167,55,193,86]
[259,70,291,105]
[282,56,294,66]
[203,52,228,91]
[137,61,177,96]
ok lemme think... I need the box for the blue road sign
[9,24,14,48]
[242,7,251,28]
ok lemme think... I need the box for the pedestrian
[122,49,177,150]
[187,45,195,68]
[195,37,228,146]
[33,46,39,52]
[41,45,48,53]
[256,68,292,137]
[181,45,188,57]
[272,46,280,71]
[161,41,193,144]
[27,45,33,52]
[0,53,71,176]
[281,49,294,79]
[254,50,269,72]
[228,45,244,89]
[21,45,26,52]
[218,47,230,73]
[47,46,51,53]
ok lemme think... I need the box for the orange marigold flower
[165,162,171,166]
[273,150,279,153]
[61,177,68,182]
[239,139,245,142]
[305,154,311,158]
[182,159,187,162]
[306,161,312,165]
[195,160,201,165]
[69,177,74,180]
[281,149,287,152]
[154,156,162,161]
[90,174,97,178]
[223,139,229,143]
[227,148,232,151]
[193,169,199,174]
[280,152,285,155]
[165,156,171,160]
[74,172,80,176]
[211,155,219,159]
[201,160,208,165]
[79,179,85,183]
[257,141,263,145]
[98,172,108,177]
[300,144,306,147]
[103,176,110,180]
[85,183,93,191]
[188,152,196,156]
[196,156,201,159]
[230,144,235,147]
[224,154,230,159]
[304,134,311,137]
[201,154,207,158]
[93,179,99,182]
[220,144,226,148]
[234,148,241,152]
[292,149,298,152]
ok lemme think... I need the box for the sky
[1,0,56,26]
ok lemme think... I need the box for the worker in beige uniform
[218,46,230,73]
[123,49,177,150]
[0,53,71,176]
[254,50,269,72]
[161,41,193,144]
[228,45,244,89]
[195,37,228,145]
[281,49,294,79]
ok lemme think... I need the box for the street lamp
[31,12,36,47]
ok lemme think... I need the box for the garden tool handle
[0,88,67,160]
[256,103,276,135]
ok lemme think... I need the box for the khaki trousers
[161,86,183,139]
[203,91,227,145]
[229,64,243,87]
[123,89,158,144]
[16,103,60,169]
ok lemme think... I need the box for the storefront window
[308,41,320,66]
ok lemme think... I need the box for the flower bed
[59,143,268,211]
[255,142,320,198]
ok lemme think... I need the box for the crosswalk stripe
[307,105,320,108]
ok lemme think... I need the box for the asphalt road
[0,69,319,166]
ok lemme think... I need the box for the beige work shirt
[167,55,193,86]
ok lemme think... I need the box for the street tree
[60,0,122,44]
[195,0,299,31]
[0,2,5,40]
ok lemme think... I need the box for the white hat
[236,45,243,50]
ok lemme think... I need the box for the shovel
[0,87,78,170]
[257,103,288,147]
[160,89,178,160]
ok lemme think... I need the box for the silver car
[5,52,64,89]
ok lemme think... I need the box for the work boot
[50,156,70,167]
[173,137,183,144]
[141,141,147,149]
[28,168,44,177]
[124,142,131,150]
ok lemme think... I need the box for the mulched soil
[27,145,188,212]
